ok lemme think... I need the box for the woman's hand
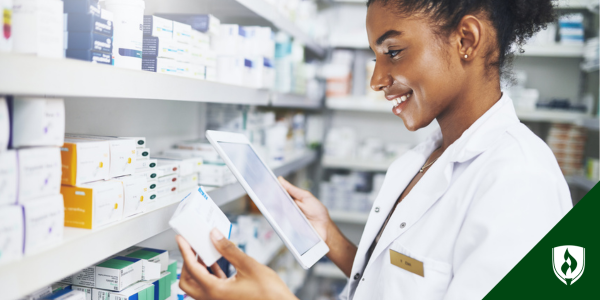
[176,229,297,300]
[278,176,333,243]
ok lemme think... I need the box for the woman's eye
[385,50,401,58]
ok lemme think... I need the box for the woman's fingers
[210,228,259,274]
[176,235,220,289]
[278,176,311,200]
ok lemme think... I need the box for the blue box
[66,49,112,65]
[63,0,100,15]
[67,32,112,53]
[66,13,113,36]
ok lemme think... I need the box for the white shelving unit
[0,150,317,299]
[270,93,321,109]
[326,97,599,129]
[329,211,370,224]
[322,156,393,172]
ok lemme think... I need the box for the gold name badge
[390,249,424,277]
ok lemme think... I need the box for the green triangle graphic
[484,182,599,298]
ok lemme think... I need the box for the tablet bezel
[206,130,329,269]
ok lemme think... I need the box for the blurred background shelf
[0,53,271,105]
[322,156,393,172]
[329,211,370,224]
[519,44,585,57]
[312,263,347,280]
[270,93,322,109]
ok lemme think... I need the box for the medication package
[169,186,231,266]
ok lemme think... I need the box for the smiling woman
[175,1,573,300]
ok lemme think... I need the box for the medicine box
[141,57,177,74]
[179,173,199,191]
[173,21,191,44]
[156,14,220,36]
[155,156,202,176]
[9,97,65,148]
[67,31,112,53]
[0,98,8,149]
[66,49,112,64]
[176,42,191,62]
[23,194,64,255]
[154,161,179,177]
[167,260,177,284]
[102,281,155,300]
[66,134,138,178]
[155,183,177,198]
[135,168,161,181]
[60,266,96,288]
[206,66,216,81]
[0,150,18,206]
[136,159,157,170]
[62,0,99,15]
[176,61,192,77]
[144,271,171,300]
[137,148,150,160]
[198,162,236,186]
[110,175,147,219]
[61,180,124,229]
[66,11,113,36]
[191,64,205,80]
[95,256,143,292]
[190,29,210,50]
[12,0,64,58]
[61,138,110,186]
[142,36,177,60]
[0,0,11,52]
[70,286,93,300]
[17,147,62,202]
[43,288,86,300]
[124,137,146,148]
[0,205,24,265]
[51,283,73,293]
[124,247,169,274]
[190,48,216,67]
[143,15,172,39]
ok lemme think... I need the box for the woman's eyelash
[384,50,402,58]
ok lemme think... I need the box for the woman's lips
[387,91,413,115]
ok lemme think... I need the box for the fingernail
[210,228,224,241]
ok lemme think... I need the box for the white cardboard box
[173,21,191,44]
[12,0,64,58]
[17,147,62,202]
[10,97,65,148]
[61,138,111,186]
[111,175,147,219]
[60,266,96,288]
[65,134,137,178]
[0,205,24,265]
[61,180,124,229]
[0,97,9,149]
[23,194,64,254]
[0,150,18,206]
[154,156,202,176]
[135,158,157,170]
[95,256,143,292]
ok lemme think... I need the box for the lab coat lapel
[365,155,454,270]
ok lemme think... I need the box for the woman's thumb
[210,228,258,272]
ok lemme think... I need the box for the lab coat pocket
[383,243,452,300]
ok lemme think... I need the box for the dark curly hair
[366,0,556,76]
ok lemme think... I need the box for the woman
[176,0,572,299]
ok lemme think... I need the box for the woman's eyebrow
[376,30,403,45]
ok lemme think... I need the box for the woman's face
[366,2,466,131]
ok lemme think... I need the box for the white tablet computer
[206,130,329,269]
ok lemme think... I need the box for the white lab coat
[339,94,572,300]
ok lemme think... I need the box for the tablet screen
[218,142,320,255]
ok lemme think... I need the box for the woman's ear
[456,15,484,61]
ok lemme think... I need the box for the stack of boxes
[0,97,65,265]
[149,154,202,209]
[172,142,237,187]
[547,124,587,176]
[142,15,177,75]
[12,0,64,58]
[63,0,113,65]
[582,37,599,71]
[559,13,584,45]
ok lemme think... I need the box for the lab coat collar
[357,94,520,279]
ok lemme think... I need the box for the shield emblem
[552,245,585,285]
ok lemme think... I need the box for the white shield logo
[552,245,585,285]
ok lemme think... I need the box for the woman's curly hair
[366,0,556,76]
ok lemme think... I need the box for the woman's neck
[436,79,503,151]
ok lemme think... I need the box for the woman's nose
[370,62,392,92]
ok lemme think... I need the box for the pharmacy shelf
[567,175,598,191]
[0,53,270,105]
[322,156,393,172]
[329,211,370,224]
[0,150,317,299]
[253,238,285,265]
[270,93,322,109]
[518,44,584,57]
[235,0,326,57]
[312,263,347,280]
[327,97,598,126]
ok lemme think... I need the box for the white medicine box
[17,147,62,203]
[0,150,18,206]
[10,97,65,148]
[12,0,64,58]
[66,134,138,178]
[0,97,9,150]
[61,180,124,229]
[0,205,24,265]
[61,138,111,186]
[23,194,64,255]
[111,175,147,219]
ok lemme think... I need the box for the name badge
[390,249,424,277]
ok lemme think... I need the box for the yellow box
[61,180,124,229]
[61,138,110,186]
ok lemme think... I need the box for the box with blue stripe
[67,32,112,53]
[66,12,113,37]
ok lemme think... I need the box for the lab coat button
[374,207,380,213]
[362,278,365,281]
[400,222,406,229]
[354,273,360,280]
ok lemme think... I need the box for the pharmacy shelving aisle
[0,150,317,299]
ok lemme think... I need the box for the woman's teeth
[392,92,412,107]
